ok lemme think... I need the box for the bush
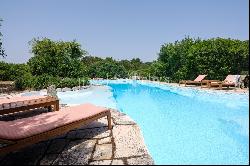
[15,77,27,90]
[0,61,31,81]
[14,75,86,90]
[87,58,127,78]
[14,73,33,90]
[82,77,90,86]
[58,77,79,88]
[31,75,61,90]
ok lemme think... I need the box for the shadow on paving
[0,111,109,165]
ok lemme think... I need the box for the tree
[0,18,6,57]
[28,38,88,78]
[158,37,249,81]
[149,61,166,77]
[130,58,143,71]
[87,58,127,78]
[81,56,102,66]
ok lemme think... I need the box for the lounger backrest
[194,75,207,82]
[224,75,238,83]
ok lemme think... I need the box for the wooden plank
[0,96,59,116]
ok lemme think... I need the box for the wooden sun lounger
[207,75,237,90]
[0,103,111,155]
[179,75,207,86]
[209,81,236,89]
[0,96,59,116]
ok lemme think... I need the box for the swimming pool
[21,86,117,109]
[102,80,249,165]
[22,80,249,164]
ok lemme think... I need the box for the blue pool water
[108,82,249,165]
[22,80,249,164]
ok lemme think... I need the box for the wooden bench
[0,96,59,116]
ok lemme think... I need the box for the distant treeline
[0,37,249,90]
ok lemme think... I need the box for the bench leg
[53,100,59,111]
[107,113,112,130]
[55,101,59,111]
[219,83,222,90]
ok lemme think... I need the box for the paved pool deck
[0,107,154,165]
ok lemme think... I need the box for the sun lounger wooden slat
[0,96,59,116]
[179,75,207,87]
[201,80,221,88]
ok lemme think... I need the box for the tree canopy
[85,57,127,78]
[158,37,249,81]
[28,38,88,78]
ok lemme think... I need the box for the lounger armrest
[222,81,236,85]
[186,80,200,83]
[210,80,222,83]
[179,80,184,83]
[179,80,186,84]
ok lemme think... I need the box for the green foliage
[81,56,102,66]
[149,61,166,77]
[82,56,152,79]
[14,74,32,90]
[86,57,128,78]
[0,61,31,81]
[14,75,87,90]
[58,77,79,88]
[158,37,249,81]
[119,58,152,77]
[28,38,87,77]
[82,77,90,86]
[31,75,59,90]
[14,74,57,90]
[5,36,249,90]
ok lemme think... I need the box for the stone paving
[0,109,154,165]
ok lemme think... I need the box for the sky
[0,0,249,63]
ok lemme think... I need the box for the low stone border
[141,80,249,94]
[57,86,91,92]
[0,109,154,165]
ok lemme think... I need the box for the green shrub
[14,73,33,90]
[15,77,26,90]
[82,77,90,86]
[58,77,79,88]
[0,61,31,81]
[31,75,61,90]
[14,74,90,90]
